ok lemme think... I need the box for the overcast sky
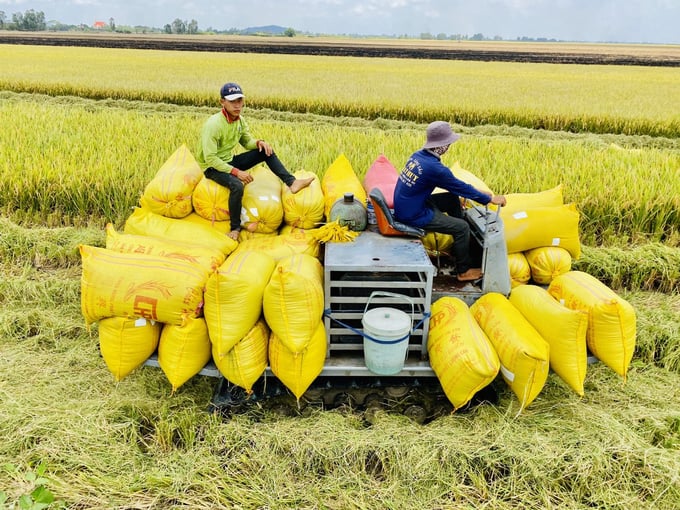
[1,0,678,44]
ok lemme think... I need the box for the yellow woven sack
[508,252,531,288]
[191,175,231,223]
[204,250,276,359]
[282,170,325,229]
[321,154,366,220]
[470,292,550,411]
[428,297,500,410]
[503,203,581,259]
[124,207,237,256]
[105,223,225,273]
[139,144,203,218]
[99,316,161,381]
[79,245,207,326]
[233,231,320,261]
[421,231,453,258]
[501,185,563,215]
[435,162,494,209]
[525,246,572,285]
[181,211,231,234]
[269,320,326,400]
[509,285,588,396]
[263,254,324,353]
[158,316,211,392]
[548,271,636,379]
[213,318,269,393]
[241,165,284,234]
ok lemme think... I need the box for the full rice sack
[470,292,550,411]
[263,254,324,353]
[99,316,161,381]
[282,170,324,229]
[241,165,284,234]
[428,297,500,410]
[508,252,531,288]
[204,250,276,359]
[509,284,588,396]
[139,144,203,218]
[191,175,231,223]
[503,203,581,259]
[80,245,208,326]
[233,230,321,261]
[213,318,269,393]
[501,185,563,215]
[321,154,366,220]
[269,320,326,400]
[158,316,211,393]
[548,271,636,379]
[525,246,572,285]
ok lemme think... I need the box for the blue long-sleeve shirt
[393,149,491,227]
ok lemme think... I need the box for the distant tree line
[0,8,557,41]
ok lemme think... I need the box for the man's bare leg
[289,176,315,194]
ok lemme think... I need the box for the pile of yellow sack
[81,145,368,397]
[429,276,636,412]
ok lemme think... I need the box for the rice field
[1,42,679,509]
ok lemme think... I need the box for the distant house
[93,21,106,29]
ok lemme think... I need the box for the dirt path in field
[2,32,679,66]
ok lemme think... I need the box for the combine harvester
[206,188,511,423]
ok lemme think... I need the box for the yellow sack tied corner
[80,245,208,326]
[158,316,211,393]
[106,223,225,274]
[263,254,324,354]
[139,144,203,219]
[191,175,231,223]
[548,271,636,380]
[321,154,367,220]
[213,318,269,393]
[471,293,550,411]
[510,285,588,396]
[204,250,276,359]
[428,297,500,410]
[269,320,327,400]
[99,316,161,381]
[124,207,237,256]
[282,170,324,230]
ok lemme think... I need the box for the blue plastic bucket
[362,292,413,375]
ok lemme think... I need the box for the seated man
[393,121,507,281]
[196,82,314,240]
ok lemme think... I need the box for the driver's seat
[368,188,425,238]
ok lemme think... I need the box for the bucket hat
[423,121,460,149]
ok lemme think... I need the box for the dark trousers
[424,192,474,274]
[204,150,295,231]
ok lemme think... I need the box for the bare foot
[289,176,315,194]
[457,268,483,282]
[226,230,240,241]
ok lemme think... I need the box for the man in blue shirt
[393,121,507,282]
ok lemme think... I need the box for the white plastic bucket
[362,292,413,375]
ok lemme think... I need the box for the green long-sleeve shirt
[195,112,259,173]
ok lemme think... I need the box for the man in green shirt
[196,82,314,241]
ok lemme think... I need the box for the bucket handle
[363,291,415,332]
